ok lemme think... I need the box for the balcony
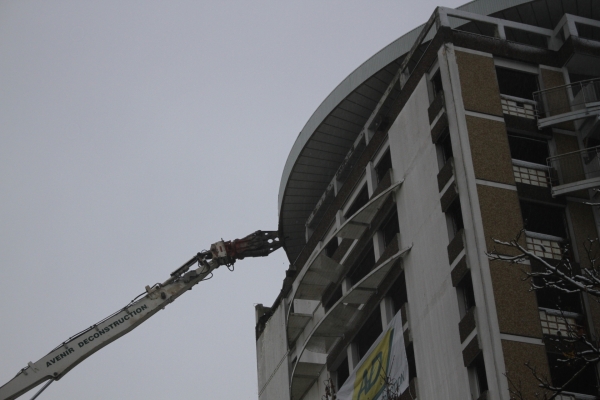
[524,230,565,261]
[547,145,600,196]
[538,307,582,337]
[556,392,598,400]
[534,78,600,129]
[512,159,550,188]
[501,95,537,120]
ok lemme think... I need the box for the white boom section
[0,256,220,400]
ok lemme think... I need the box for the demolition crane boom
[0,230,281,400]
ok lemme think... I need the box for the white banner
[336,311,408,400]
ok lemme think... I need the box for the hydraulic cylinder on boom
[0,230,282,400]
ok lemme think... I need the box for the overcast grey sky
[0,1,465,399]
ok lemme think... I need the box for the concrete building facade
[256,1,600,399]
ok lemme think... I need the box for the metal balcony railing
[547,145,600,196]
[512,159,550,188]
[525,231,566,260]
[533,79,600,128]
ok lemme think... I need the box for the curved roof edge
[277,0,534,214]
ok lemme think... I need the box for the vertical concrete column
[365,161,377,197]
[347,343,360,371]
[380,297,395,328]
[439,43,508,400]
[341,278,353,296]
[336,210,345,245]
[365,128,374,144]
[305,226,313,243]
[373,232,385,261]
[333,177,342,196]
[366,161,386,260]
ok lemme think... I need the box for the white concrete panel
[257,301,290,400]
[387,76,471,399]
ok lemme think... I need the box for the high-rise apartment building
[255,1,600,399]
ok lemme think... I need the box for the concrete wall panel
[568,202,598,268]
[489,260,542,338]
[455,51,503,117]
[257,302,290,400]
[466,116,515,185]
[388,77,471,400]
[540,68,574,131]
[477,184,524,254]
[501,340,550,399]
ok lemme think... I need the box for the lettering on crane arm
[45,304,149,368]
[46,348,75,367]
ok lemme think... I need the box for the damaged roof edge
[277,0,534,217]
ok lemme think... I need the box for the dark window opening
[508,134,549,166]
[569,72,599,97]
[438,128,453,166]
[454,19,498,39]
[569,72,598,83]
[457,274,476,316]
[496,67,538,100]
[504,27,549,48]
[575,23,600,43]
[406,343,417,380]
[375,149,392,183]
[431,70,443,98]
[325,237,339,258]
[323,284,343,312]
[447,200,464,237]
[348,246,376,285]
[380,210,400,248]
[548,352,598,395]
[386,273,408,314]
[535,286,582,314]
[355,310,383,359]
[335,355,350,389]
[520,202,567,238]
[470,353,489,395]
[345,186,369,219]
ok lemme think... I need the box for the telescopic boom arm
[0,230,281,400]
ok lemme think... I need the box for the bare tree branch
[488,232,600,399]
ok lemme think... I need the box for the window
[348,245,376,285]
[406,343,417,380]
[446,200,464,240]
[323,284,343,312]
[375,149,392,183]
[355,310,383,359]
[468,353,488,399]
[345,186,369,218]
[569,72,598,97]
[335,355,350,389]
[520,202,566,238]
[386,273,408,314]
[325,237,339,258]
[496,67,538,100]
[436,128,453,170]
[430,70,443,98]
[508,134,549,165]
[380,210,400,248]
[535,287,582,313]
[547,352,598,395]
[456,274,476,318]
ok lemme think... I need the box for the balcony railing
[501,94,537,120]
[525,231,565,260]
[555,392,598,400]
[547,145,600,196]
[538,307,582,337]
[512,159,550,188]
[533,78,600,128]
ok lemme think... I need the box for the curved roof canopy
[278,0,598,263]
